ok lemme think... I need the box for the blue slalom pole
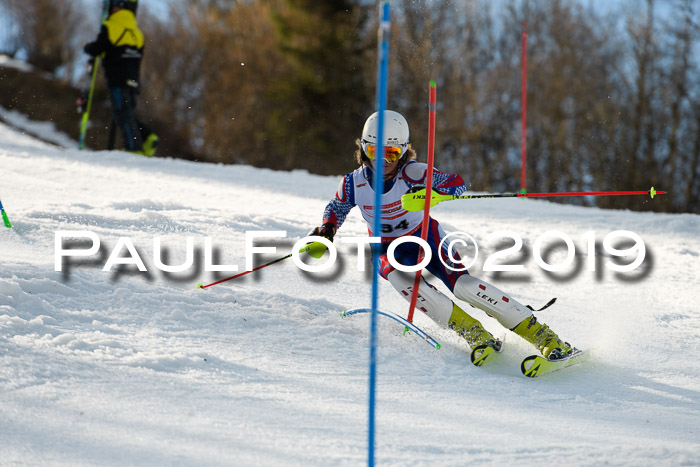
[369,3,390,466]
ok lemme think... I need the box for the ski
[470,345,497,366]
[520,349,588,378]
[470,334,505,367]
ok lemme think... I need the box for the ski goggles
[362,140,406,163]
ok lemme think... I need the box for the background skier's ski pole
[0,198,12,228]
[196,241,326,289]
[78,57,100,150]
[78,0,110,150]
[402,186,667,211]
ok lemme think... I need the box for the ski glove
[308,222,337,242]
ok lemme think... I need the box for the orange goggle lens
[363,142,404,162]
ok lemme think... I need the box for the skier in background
[310,110,575,362]
[84,0,158,156]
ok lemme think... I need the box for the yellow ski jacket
[84,9,144,89]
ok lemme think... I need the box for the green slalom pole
[0,198,12,228]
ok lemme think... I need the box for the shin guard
[387,271,454,327]
[453,275,532,329]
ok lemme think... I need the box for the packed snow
[1,120,699,466]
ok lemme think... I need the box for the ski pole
[407,81,437,324]
[78,57,101,150]
[402,186,667,211]
[196,241,327,289]
[0,198,12,228]
[78,0,111,150]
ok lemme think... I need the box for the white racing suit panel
[387,271,454,327]
[453,275,532,329]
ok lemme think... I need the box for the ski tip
[521,349,588,377]
[521,357,540,377]
[470,344,497,366]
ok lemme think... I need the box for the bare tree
[662,0,700,213]
[0,2,22,57]
[5,0,88,75]
[139,0,300,164]
[390,0,509,191]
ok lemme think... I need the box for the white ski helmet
[361,110,410,147]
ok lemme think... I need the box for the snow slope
[1,121,699,466]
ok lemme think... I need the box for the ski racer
[310,110,575,362]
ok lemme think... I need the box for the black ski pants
[109,86,145,152]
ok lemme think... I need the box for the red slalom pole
[407,81,437,324]
[521,22,527,194]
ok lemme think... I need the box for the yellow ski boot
[512,315,572,360]
[449,305,502,366]
[142,133,159,157]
